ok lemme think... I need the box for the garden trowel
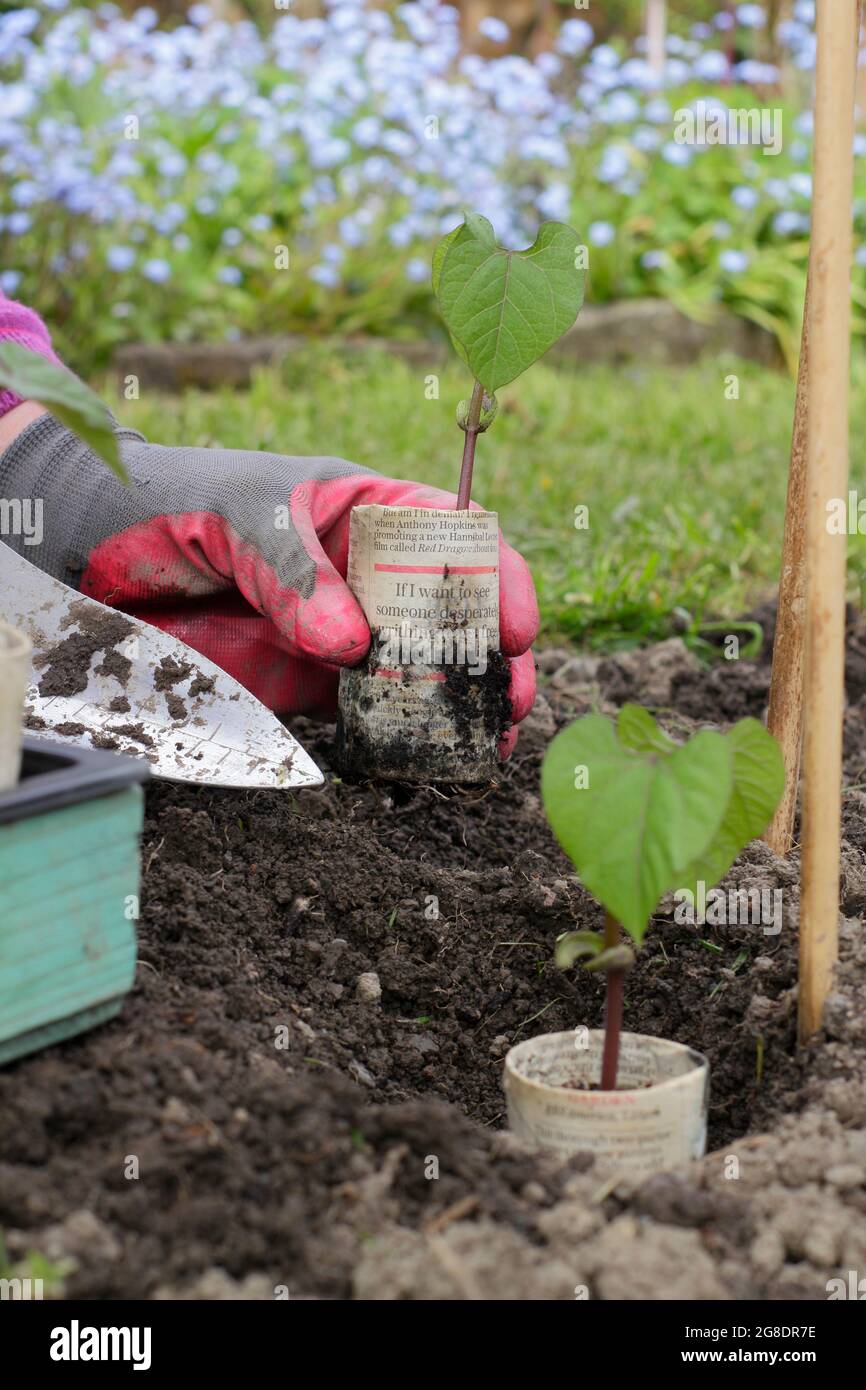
[0,544,323,789]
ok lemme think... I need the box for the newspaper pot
[0,620,31,792]
[504,1029,709,1177]
[336,505,509,784]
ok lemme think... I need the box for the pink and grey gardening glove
[0,412,538,752]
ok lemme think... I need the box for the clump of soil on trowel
[164,693,187,721]
[34,602,134,698]
[189,673,216,698]
[154,653,214,721]
[154,655,192,691]
[91,733,121,750]
[2,604,866,1301]
[106,722,155,748]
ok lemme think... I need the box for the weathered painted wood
[0,1000,123,1067]
[0,786,143,1064]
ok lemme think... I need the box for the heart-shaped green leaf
[0,342,126,482]
[617,704,678,756]
[432,214,495,300]
[434,215,585,392]
[675,718,784,895]
[541,713,732,940]
[432,218,491,374]
[431,223,462,299]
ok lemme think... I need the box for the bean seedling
[541,704,784,1091]
[433,212,585,507]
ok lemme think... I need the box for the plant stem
[456,380,484,509]
[600,911,624,1091]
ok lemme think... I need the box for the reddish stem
[456,380,484,509]
[601,970,624,1091]
[600,911,624,1091]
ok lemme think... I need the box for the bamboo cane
[798,1,859,1043]
[766,8,863,861]
[646,0,667,78]
[764,276,811,858]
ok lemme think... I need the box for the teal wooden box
[0,739,148,1065]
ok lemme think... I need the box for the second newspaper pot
[503,1029,709,1178]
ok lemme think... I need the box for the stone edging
[114,298,781,393]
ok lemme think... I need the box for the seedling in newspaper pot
[503,705,783,1177]
[336,212,585,784]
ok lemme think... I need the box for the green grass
[107,345,866,651]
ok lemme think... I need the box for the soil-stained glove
[0,414,538,749]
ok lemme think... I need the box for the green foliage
[0,345,126,482]
[0,1231,72,1298]
[0,5,848,373]
[676,717,785,896]
[434,215,585,392]
[541,704,783,942]
[114,350,866,652]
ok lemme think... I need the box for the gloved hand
[0,413,538,753]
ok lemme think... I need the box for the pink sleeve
[0,292,63,419]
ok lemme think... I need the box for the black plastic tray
[0,736,150,826]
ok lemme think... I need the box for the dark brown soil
[2,609,865,1300]
[105,722,154,748]
[91,732,121,751]
[154,655,193,691]
[164,693,188,721]
[34,601,134,697]
[335,634,510,783]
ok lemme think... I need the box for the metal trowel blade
[0,543,323,789]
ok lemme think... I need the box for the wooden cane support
[798,1,859,1043]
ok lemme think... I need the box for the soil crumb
[35,602,134,698]
[189,673,216,698]
[154,656,192,691]
[165,693,188,722]
[91,733,120,751]
[106,722,155,749]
